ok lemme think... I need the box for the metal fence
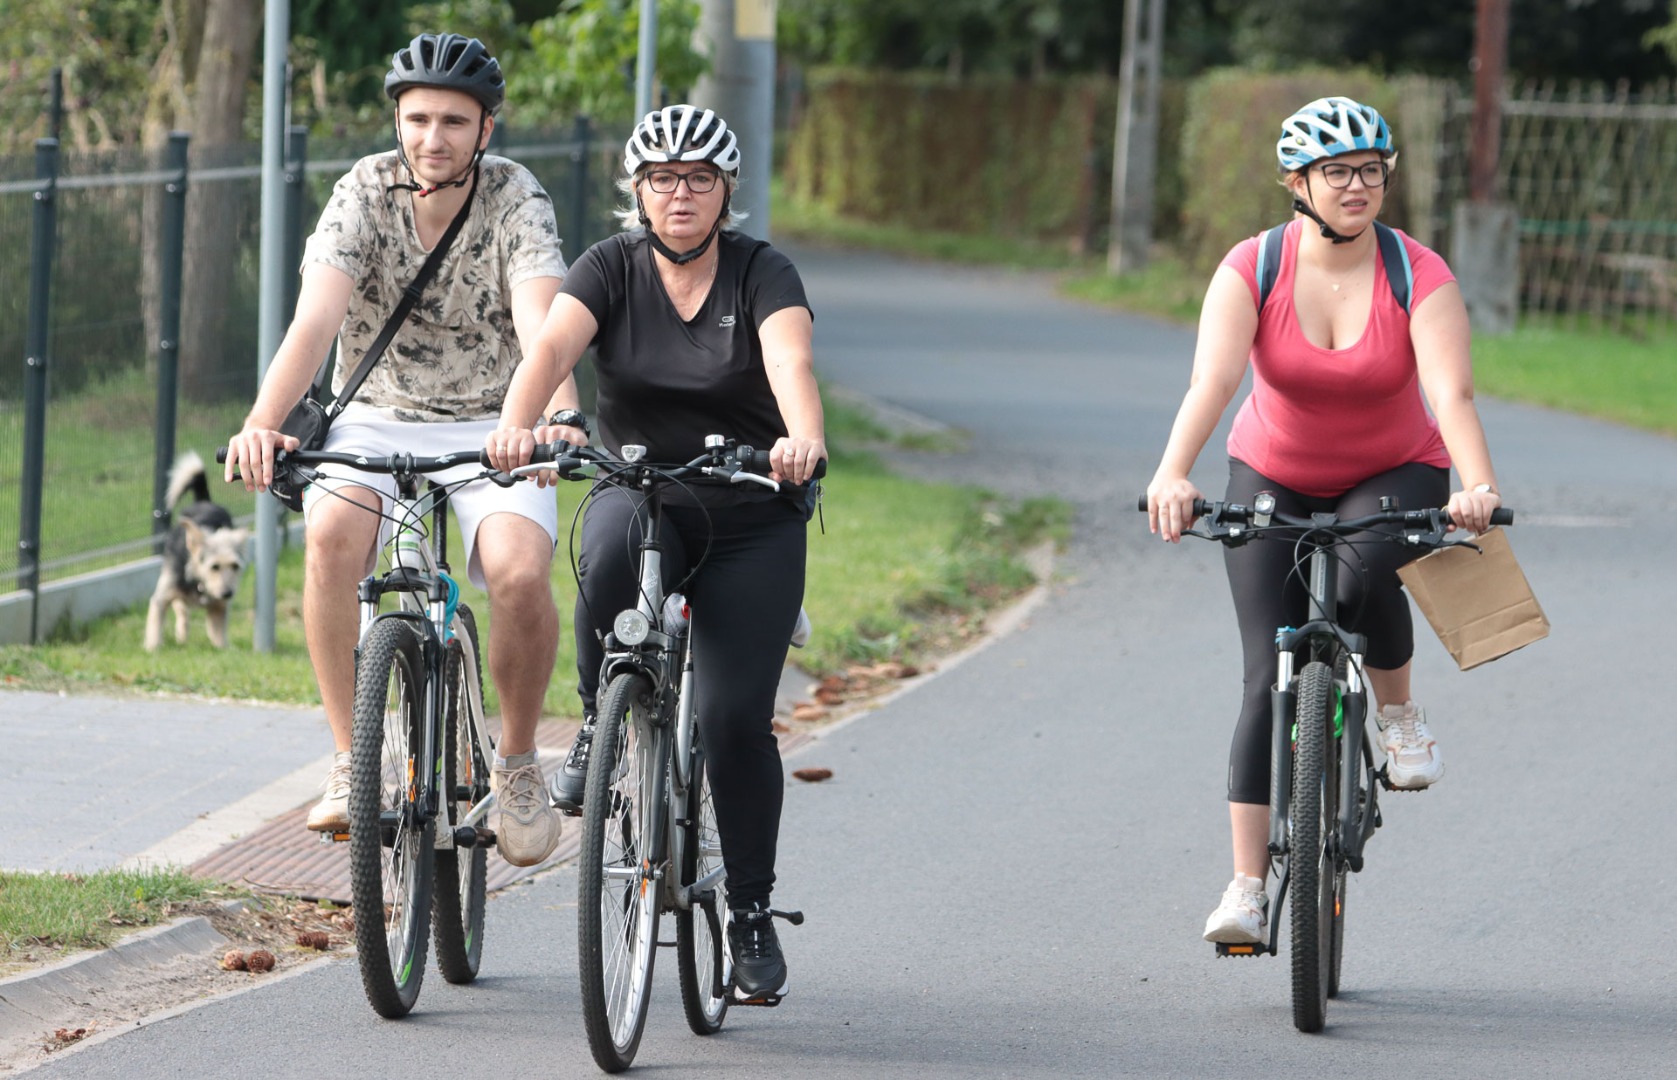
[0,121,626,637]
[1436,80,1677,330]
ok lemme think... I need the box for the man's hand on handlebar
[223,425,301,494]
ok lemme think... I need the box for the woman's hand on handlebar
[1147,476,1203,544]
[223,425,300,493]
[769,435,827,486]
[1445,485,1502,535]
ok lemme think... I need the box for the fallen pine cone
[791,767,833,783]
[296,931,331,951]
[246,949,277,973]
[771,720,791,734]
[790,702,827,722]
[220,950,247,971]
[812,686,845,706]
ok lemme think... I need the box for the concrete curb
[0,913,231,1049]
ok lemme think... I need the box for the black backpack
[1255,220,1415,316]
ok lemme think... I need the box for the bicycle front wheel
[349,618,435,1019]
[578,672,663,1073]
[676,744,730,1035]
[1289,659,1338,1033]
[434,604,488,984]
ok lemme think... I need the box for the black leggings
[575,490,806,907]
[1222,458,1448,804]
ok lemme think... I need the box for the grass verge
[0,394,1069,715]
[0,868,240,974]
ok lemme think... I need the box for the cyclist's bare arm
[1409,281,1501,534]
[224,262,354,492]
[491,292,599,472]
[510,275,589,460]
[1149,264,1257,542]
[760,306,825,486]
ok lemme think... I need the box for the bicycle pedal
[1214,942,1266,958]
[321,831,350,844]
[732,991,784,1007]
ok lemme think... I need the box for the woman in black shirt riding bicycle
[487,105,824,1005]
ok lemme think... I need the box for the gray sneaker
[304,752,353,832]
[1377,701,1444,789]
[494,760,562,866]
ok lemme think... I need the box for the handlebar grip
[1490,508,1514,526]
[1136,494,1210,516]
[744,448,827,480]
[215,447,229,465]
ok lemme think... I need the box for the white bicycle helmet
[624,106,741,176]
[1276,96,1394,172]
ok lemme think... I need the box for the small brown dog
[145,451,250,651]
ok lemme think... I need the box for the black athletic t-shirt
[561,228,812,502]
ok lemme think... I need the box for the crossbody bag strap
[325,168,479,420]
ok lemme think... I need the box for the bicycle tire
[433,604,488,984]
[676,744,730,1035]
[578,671,663,1073]
[349,618,435,1018]
[1289,659,1337,1033]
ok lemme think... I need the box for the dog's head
[181,519,251,602]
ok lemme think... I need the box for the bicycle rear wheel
[578,672,663,1073]
[676,744,730,1035]
[434,604,488,984]
[349,618,434,1018]
[1289,659,1337,1033]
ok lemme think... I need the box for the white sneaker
[1203,875,1268,944]
[1377,701,1444,789]
[305,752,353,832]
[494,759,562,866]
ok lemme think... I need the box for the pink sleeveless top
[1223,220,1454,497]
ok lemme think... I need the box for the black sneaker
[728,902,788,1003]
[548,715,594,815]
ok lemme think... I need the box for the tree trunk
[179,0,261,403]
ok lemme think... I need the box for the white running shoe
[494,760,562,867]
[1377,701,1444,789]
[1203,874,1269,944]
[304,752,353,832]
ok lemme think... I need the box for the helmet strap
[637,189,731,266]
[1292,195,1364,246]
[387,111,490,197]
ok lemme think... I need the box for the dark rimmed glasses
[1316,161,1389,189]
[642,168,721,194]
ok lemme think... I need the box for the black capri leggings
[1222,458,1449,804]
[574,489,806,907]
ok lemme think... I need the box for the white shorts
[302,403,558,589]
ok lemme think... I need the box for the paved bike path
[19,245,1676,1078]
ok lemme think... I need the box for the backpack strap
[1373,221,1413,316]
[1255,219,1415,317]
[1255,223,1288,312]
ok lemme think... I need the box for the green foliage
[0,868,233,959]
[786,68,1114,250]
[515,0,707,123]
[0,0,161,154]
[1648,1,1677,66]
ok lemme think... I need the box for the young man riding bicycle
[222,33,586,869]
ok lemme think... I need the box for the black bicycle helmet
[384,33,504,114]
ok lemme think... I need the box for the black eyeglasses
[642,169,721,194]
[1315,161,1389,189]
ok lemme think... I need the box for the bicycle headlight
[613,609,652,646]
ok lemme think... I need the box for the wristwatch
[1472,483,1497,495]
[542,409,590,436]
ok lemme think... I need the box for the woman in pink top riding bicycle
[1143,96,1504,946]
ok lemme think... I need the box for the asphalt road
[37,244,1677,1078]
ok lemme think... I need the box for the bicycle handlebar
[1133,493,1513,537]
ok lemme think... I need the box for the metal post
[47,68,63,141]
[693,0,776,239]
[637,0,658,120]
[570,114,592,251]
[1469,0,1509,203]
[283,125,308,322]
[1108,0,1164,275]
[19,139,59,643]
[152,132,190,546]
[253,0,291,652]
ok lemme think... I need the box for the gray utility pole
[1108,0,1164,275]
[253,0,290,652]
[637,0,658,120]
[1452,0,1518,333]
[692,0,776,240]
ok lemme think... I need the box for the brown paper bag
[1397,527,1550,670]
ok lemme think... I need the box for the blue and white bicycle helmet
[1276,96,1394,172]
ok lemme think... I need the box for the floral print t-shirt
[302,152,566,422]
